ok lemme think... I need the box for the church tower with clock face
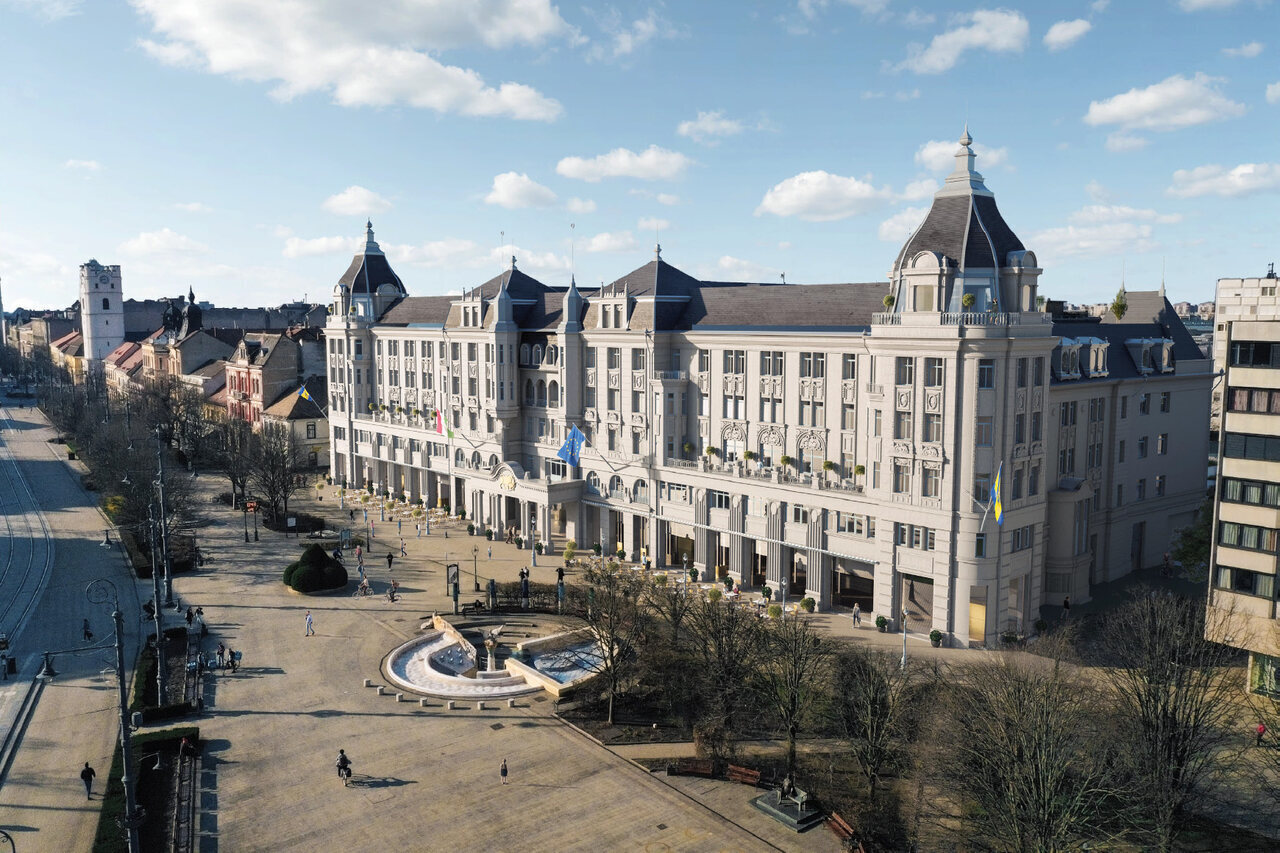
[79,259,125,365]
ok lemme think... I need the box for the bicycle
[352,583,373,598]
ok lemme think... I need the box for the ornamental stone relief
[892,440,913,457]
[1015,390,1026,413]
[450,394,461,408]
[896,390,912,410]
[842,381,858,403]
[608,371,620,389]
[423,390,436,407]
[919,444,943,460]
[759,425,784,446]
[1032,389,1043,409]
[632,373,646,391]
[468,363,478,378]
[606,411,620,424]
[630,413,647,428]
[584,409,598,422]
[1030,441,1044,456]
[1014,445,1028,459]
[586,371,596,387]
[925,391,941,413]
[722,421,747,443]
[797,429,826,451]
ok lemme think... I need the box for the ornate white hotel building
[326,132,1211,646]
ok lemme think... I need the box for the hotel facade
[325,133,1210,646]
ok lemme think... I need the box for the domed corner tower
[79,259,125,365]
[336,221,408,320]
[887,128,1042,317]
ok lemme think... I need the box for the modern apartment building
[1210,266,1280,435]
[1208,318,1280,696]
[325,133,1211,647]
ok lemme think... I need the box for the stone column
[728,497,746,584]
[622,511,636,561]
[765,501,785,596]
[692,489,710,580]
[806,511,828,610]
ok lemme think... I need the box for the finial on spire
[655,242,662,261]
[960,124,972,147]
[511,254,517,270]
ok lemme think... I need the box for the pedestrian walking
[82,618,93,642]
[390,578,399,602]
[1258,722,1267,747]
[305,611,315,636]
[1062,596,1071,618]
[400,538,407,557]
[398,519,402,535]
[500,758,508,785]
[416,522,421,538]
[386,552,395,570]
[336,749,352,785]
[487,545,492,560]
[185,607,194,627]
[349,509,355,521]
[216,643,226,668]
[356,545,362,562]
[851,602,861,627]
[80,762,96,799]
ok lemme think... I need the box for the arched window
[524,378,535,405]
[547,345,558,364]
[532,344,542,365]
[488,454,499,469]
[586,471,601,494]
[102,298,110,310]
[609,474,624,498]
[455,448,466,466]
[633,480,648,504]
[548,380,560,407]
[520,344,530,365]
[471,451,482,469]
[536,380,547,407]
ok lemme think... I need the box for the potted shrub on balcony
[882,293,895,309]
[705,446,720,458]
[930,629,944,648]
[800,597,816,613]
[682,441,694,458]
[961,292,977,310]
[875,615,888,633]
[853,464,866,480]
[780,454,794,468]
[743,450,758,463]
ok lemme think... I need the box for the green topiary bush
[284,543,348,592]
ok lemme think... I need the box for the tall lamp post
[38,578,144,852]
[472,545,480,592]
[153,432,174,607]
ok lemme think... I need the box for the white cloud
[755,171,893,222]
[778,241,793,250]
[878,207,928,242]
[897,10,1028,74]
[703,255,782,283]
[586,8,680,61]
[556,145,692,182]
[272,225,294,239]
[1105,132,1148,152]
[1032,221,1158,260]
[900,178,937,201]
[119,227,210,257]
[486,244,571,276]
[583,231,637,253]
[1084,72,1246,131]
[173,201,211,213]
[1178,0,1240,9]
[798,0,890,19]
[322,186,391,216]
[388,238,482,268]
[1223,41,1263,58]
[1069,205,1181,225]
[1268,81,1280,103]
[484,172,557,209]
[1085,179,1109,202]
[132,0,567,121]
[64,158,100,171]
[1044,19,1091,52]
[915,139,1009,172]
[566,197,596,214]
[1167,162,1280,198]
[4,0,81,21]
[0,231,75,307]
[676,110,744,145]
[283,235,360,259]
[1090,0,1110,11]
[902,9,936,26]
[637,217,670,233]
[657,193,680,206]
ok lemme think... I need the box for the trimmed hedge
[263,511,326,533]
[284,543,348,592]
[92,726,200,853]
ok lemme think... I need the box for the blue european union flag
[558,424,585,467]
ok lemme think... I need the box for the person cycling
[387,578,399,602]
[355,577,371,597]
[335,749,352,784]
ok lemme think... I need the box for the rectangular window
[978,359,995,389]
[975,533,987,558]
[1160,392,1170,413]
[1116,484,1124,506]
[1138,436,1148,459]
[842,354,858,380]
[1139,393,1151,415]
[1012,467,1024,500]
[1034,356,1045,386]
[632,348,646,371]
[924,412,942,443]
[710,490,731,510]
[1031,411,1042,442]
[843,404,857,430]
[608,347,621,370]
[698,349,710,372]
[607,388,619,411]
[1137,478,1147,500]
[922,466,940,497]
[893,461,912,494]
[1156,474,1166,496]
[975,416,993,447]
[1017,358,1028,388]
[974,473,991,503]
[894,410,913,440]
[723,349,745,373]
[1157,433,1168,455]
[1120,396,1128,419]
[1118,440,1126,463]
[895,357,914,386]
[872,410,882,437]
[632,390,643,411]
[1029,464,1040,496]
[585,387,596,408]
[1015,413,1026,444]
[585,348,596,368]
[925,357,943,387]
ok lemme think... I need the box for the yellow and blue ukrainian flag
[993,461,1004,526]
[298,385,313,401]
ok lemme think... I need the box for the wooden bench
[666,758,714,778]
[827,813,866,851]
[726,764,762,787]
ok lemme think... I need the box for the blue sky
[1,0,1277,312]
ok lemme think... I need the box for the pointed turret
[493,265,516,332]
[559,275,584,333]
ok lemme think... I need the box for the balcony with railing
[653,370,688,381]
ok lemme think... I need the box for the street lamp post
[146,508,169,704]
[154,434,174,607]
[472,546,479,592]
[242,502,249,543]
[39,579,145,853]
[900,607,909,672]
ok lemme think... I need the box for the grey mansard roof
[1050,291,1206,383]
[338,222,406,296]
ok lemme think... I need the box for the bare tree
[643,574,694,646]
[684,596,766,759]
[211,416,253,505]
[578,563,648,725]
[755,616,830,783]
[1097,590,1244,852]
[937,654,1122,853]
[250,422,303,520]
[831,644,917,794]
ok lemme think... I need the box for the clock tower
[79,259,125,367]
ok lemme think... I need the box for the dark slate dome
[338,221,406,296]
[894,129,1024,273]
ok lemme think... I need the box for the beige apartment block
[1211,269,1280,434]
[1208,319,1280,696]
[325,134,1211,647]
